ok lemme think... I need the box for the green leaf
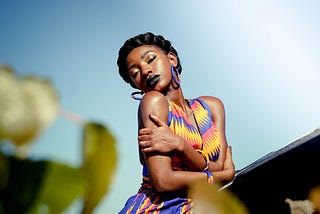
[189,181,249,214]
[0,155,48,213]
[29,161,84,214]
[0,153,84,214]
[0,152,8,191]
[81,122,117,214]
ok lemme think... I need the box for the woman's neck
[166,87,191,114]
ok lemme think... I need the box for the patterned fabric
[118,98,220,214]
[203,170,214,184]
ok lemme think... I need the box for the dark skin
[126,45,235,193]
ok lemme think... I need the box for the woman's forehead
[131,45,163,55]
[127,45,165,61]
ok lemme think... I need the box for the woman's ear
[168,52,178,67]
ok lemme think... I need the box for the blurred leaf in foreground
[29,161,84,214]
[0,152,8,191]
[0,152,84,214]
[0,154,47,213]
[189,181,249,214]
[81,122,117,214]
[0,65,59,158]
[309,185,320,213]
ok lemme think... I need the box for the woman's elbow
[224,169,235,182]
[150,174,176,193]
[153,184,168,193]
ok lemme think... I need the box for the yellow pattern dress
[118,98,221,214]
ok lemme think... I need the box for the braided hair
[117,32,182,88]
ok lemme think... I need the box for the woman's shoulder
[196,95,225,116]
[140,91,168,107]
[138,91,169,128]
[138,91,169,116]
[197,96,224,108]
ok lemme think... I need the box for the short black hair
[117,32,182,88]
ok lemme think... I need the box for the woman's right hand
[138,114,184,154]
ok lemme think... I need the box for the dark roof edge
[220,128,320,191]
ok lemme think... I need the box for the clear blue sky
[1,1,319,213]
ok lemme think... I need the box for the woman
[117,32,235,213]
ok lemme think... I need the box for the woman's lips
[146,74,160,87]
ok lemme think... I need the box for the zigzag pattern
[119,98,220,213]
[169,98,220,161]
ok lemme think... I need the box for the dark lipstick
[146,75,160,87]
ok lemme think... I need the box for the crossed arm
[137,91,235,192]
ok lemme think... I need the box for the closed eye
[147,55,156,64]
[130,70,139,79]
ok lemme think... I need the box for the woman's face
[126,45,177,93]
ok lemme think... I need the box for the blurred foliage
[189,181,249,214]
[0,66,118,214]
[0,65,59,158]
[0,155,84,213]
[28,161,85,214]
[81,123,117,214]
[309,185,320,213]
[0,155,46,213]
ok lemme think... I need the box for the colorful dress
[118,98,221,214]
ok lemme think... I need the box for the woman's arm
[209,145,235,184]
[138,91,209,192]
[140,94,235,184]
[200,96,235,182]
[139,114,211,172]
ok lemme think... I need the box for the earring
[131,91,144,100]
[171,65,180,86]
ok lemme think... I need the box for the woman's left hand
[138,114,183,154]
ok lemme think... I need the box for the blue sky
[1,1,319,213]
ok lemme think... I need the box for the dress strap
[193,98,213,120]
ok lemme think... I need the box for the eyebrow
[128,50,156,71]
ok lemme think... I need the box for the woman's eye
[147,55,156,63]
[131,70,139,78]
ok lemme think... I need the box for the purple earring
[171,65,180,86]
[131,91,144,101]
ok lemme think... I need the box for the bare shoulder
[199,96,225,123]
[198,96,225,111]
[138,91,169,128]
[140,91,167,107]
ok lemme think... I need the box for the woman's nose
[141,64,152,77]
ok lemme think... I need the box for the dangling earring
[131,91,144,100]
[171,65,180,86]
